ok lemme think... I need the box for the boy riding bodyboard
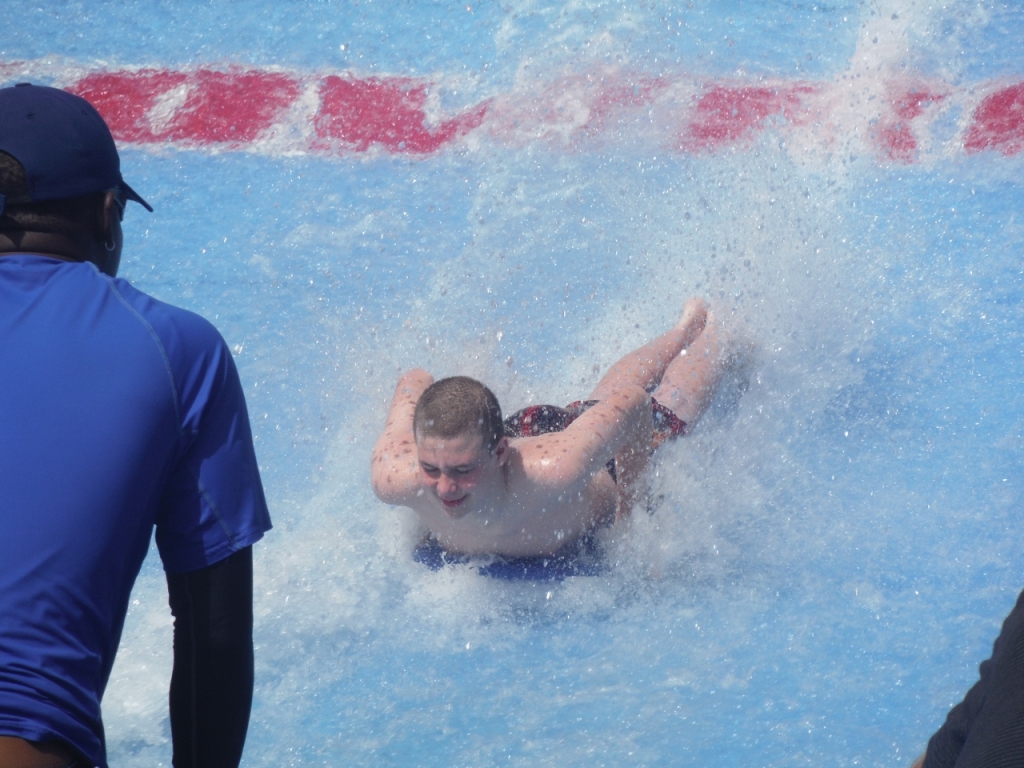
[371,298,731,558]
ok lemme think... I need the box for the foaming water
[5,0,1024,765]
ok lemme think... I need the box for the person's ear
[493,437,510,466]
[94,190,123,276]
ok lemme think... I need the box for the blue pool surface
[4,1,1024,766]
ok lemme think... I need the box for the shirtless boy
[371,298,731,558]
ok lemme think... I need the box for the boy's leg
[651,308,728,427]
[586,297,707,521]
[611,400,654,522]
[588,298,708,402]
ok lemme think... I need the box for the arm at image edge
[167,547,254,768]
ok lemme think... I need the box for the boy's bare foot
[675,297,708,348]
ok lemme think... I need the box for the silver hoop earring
[104,239,116,253]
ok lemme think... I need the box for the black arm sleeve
[166,546,255,768]
[924,587,1024,768]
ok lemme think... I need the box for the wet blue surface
[5,1,1024,766]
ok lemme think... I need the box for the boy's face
[416,431,508,519]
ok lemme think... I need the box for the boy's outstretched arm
[371,369,433,505]
[527,384,652,503]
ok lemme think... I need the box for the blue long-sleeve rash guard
[0,255,271,767]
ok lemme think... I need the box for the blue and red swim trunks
[504,398,688,449]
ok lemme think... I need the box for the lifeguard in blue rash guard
[0,84,272,768]
[372,298,731,558]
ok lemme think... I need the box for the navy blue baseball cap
[0,82,152,214]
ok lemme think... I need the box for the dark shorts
[503,398,689,482]
[504,398,687,444]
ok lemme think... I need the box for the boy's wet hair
[413,376,504,452]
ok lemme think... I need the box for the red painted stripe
[871,87,945,163]
[6,62,1022,160]
[71,69,300,146]
[964,83,1024,156]
[165,69,300,144]
[71,70,189,143]
[874,123,918,163]
[892,88,942,120]
[313,75,485,153]
[582,76,669,136]
[681,84,815,153]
